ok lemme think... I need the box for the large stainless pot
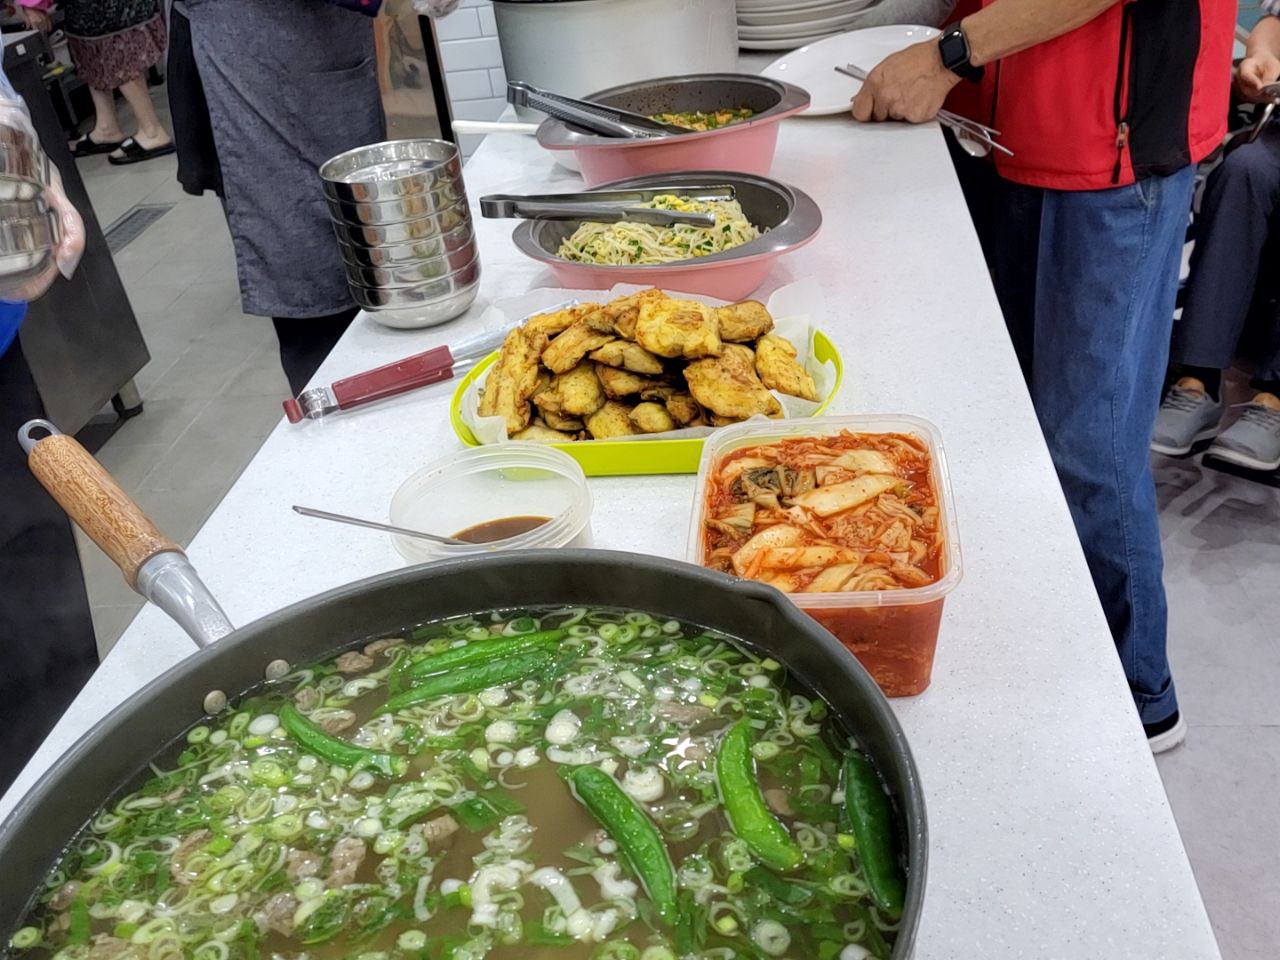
[494,0,739,122]
[1,425,927,957]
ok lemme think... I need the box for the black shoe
[1144,711,1187,754]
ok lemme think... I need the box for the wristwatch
[938,25,984,82]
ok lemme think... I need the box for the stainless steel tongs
[507,80,686,139]
[479,185,736,227]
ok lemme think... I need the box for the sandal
[107,137,176,166]
[69,133,124,157]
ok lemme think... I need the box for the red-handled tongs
[282,327,508,423]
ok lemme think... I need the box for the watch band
[939,25,984,82]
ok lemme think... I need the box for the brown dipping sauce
[453,515,550,544]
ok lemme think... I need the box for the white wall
[434,0,507,158]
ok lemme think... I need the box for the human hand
[850,40,961,123]
[1236,53,1280,103]
[4,167,85,301]
[19,6,53,32]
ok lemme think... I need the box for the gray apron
[185,0,385,318]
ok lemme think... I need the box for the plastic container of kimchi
[688,414,963,696]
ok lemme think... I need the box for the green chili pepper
[385,649,553,712]
[278,703,407,778]
[406,629,565,680]
[568,765,678,926]
[715,719,803,872]
[67,900,90,946]
[842,753,906,918]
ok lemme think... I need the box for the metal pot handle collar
[18,419,234,649]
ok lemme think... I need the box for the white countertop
[4,116,1220,958]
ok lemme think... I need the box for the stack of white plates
[736,0,878,50]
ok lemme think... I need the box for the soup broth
[8,608,904,960]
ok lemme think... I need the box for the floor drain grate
[105,203,175,253]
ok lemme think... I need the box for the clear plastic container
[389,444,593,564]
[688,414,963,697]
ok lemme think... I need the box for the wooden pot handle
[23,423,182,591]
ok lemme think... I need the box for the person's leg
[1028,167,1197,733]
[1172,127,1280,388]
[117,76,173,150]
[272,309,359,396]
[0,341,99,792]
[85,86,125,143]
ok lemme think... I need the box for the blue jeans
[954,140,1194,725]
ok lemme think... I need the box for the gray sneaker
[1207,400,1280,471]
[1151,383,1225,456]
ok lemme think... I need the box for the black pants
[1172,124,1280,389]
[272,309,358,396]
[0,341,99,794]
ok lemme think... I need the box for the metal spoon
[292,505,469,545]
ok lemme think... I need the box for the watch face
[939,31,966,70]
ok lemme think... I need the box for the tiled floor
[68,85,1279,960]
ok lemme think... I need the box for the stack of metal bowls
[319,139,480,330]
[0,123,59,288]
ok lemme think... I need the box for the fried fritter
[525,301,598,340]
[634,297,722,359]
[541,320,616,374]
[597,364,661,399]
[602,288,666,339]
[512,420,576,443]
[665,392,704,426]
[754,333,818,401]
[585,400,639,439]
[478,328,542,435]
[588,340,665,375]
[684,343,783,420]
[552,361,605,416]
[542,410,585,432]
[715,300,774,341]
[629,402,676,434]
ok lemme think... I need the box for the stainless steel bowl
[334,220,475,268]
[536,73,810,150]
[0,199,58,283]
[513,170,821,270]
[0,138,49,202]
[347,256,481,310]
[331,201,471,247]
[360,280,481,330]
[320,139,464,204]
[342,247,478,289]
[324,177,468,226]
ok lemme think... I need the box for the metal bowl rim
[511,170,822,271]
[343,249,480,290]
[536,73,811,151]
[319,138,462,187]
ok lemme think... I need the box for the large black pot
[5,429,927,957]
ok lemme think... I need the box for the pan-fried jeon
[550,361,605,416]
[588,339,665,375]
[755,332,818,401]
[685,344,783,421]
[540,313,616,374]
[597,364,663,399]
[715,300,774,341]
[585,400,639,438]
[484,289,820,442]
[634,297,722,359]
[477,328,542,434]
[630,401,676,433]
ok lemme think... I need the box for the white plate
[738,0,872,25]
[739,7,875,39]
[758,24,941,113]
[740,32,845,50]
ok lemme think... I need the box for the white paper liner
[460,279,837,444]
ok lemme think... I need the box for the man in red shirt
[853,0,1237,752]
